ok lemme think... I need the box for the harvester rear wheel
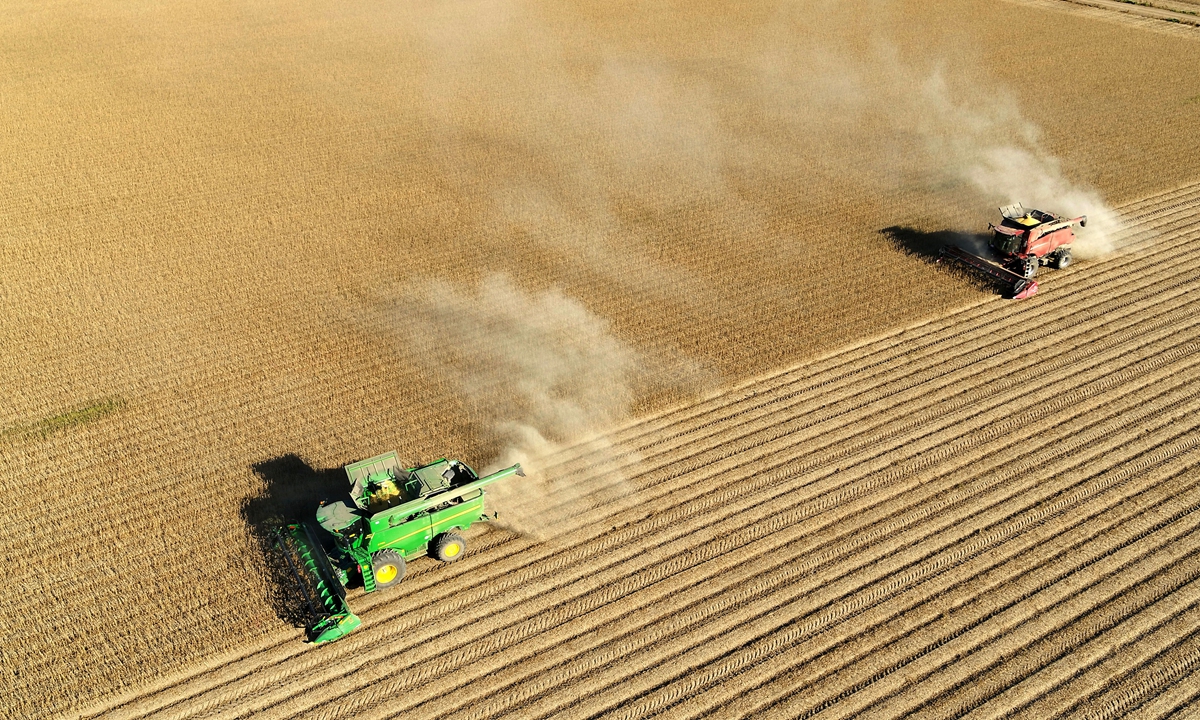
[1054,248,1073,269]
[431,532,467,562]
[371,550,405,589]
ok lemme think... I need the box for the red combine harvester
[939,203,1087,300]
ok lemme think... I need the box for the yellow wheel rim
[444,543,461,558]
[375,564,398,584]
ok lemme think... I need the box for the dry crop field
[66,182,1200,719]
[2,0,1200,718]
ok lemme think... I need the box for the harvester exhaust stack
[938,245,1039,300]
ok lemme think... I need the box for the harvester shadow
[880,226,1005,296]
[242,455,350,630]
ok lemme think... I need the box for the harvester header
[274,452,523,644]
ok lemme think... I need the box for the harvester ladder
[349,547,376,593]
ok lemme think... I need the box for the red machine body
[934,203,1087,300]
[988,203,1087,279]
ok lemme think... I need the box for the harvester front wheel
[1022,257,1039,279]
[431,532,467,562]
[371,550,405,589]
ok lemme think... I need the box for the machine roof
[316,500,362,533]
[991,224,1025,237]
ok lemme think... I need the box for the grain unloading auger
[938,203,1087,299]
[274,452,524,644]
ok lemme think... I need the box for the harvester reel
[431,532,467,562]
[371,549,406,589]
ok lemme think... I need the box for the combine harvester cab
[275,451,524,644]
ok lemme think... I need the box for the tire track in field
[699,462,1200,720]
[832,474,1200,718]
[93,216,1200,715]
[532,216,1200,513]
[487,186,1200,483]
[909,564,1200,718]
[568,412,1200,720]
[1122,662,1200,720]
[638,403,1200,715]
[805,522,1200,720]
[1001,0,1200,38]
[530,240,1200,540]
[546,206,1200,485]
[37,188,1200,566]
[351,374,1200,720]
[72,312,1200,715]
[355,336,1200,720]
[35,218,1190,643]
[304,309,1200,720]
[419,419,1200,720]
[1044,612,1200,719]
[966,582,1200,719]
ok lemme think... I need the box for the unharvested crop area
[2,0,1199,717]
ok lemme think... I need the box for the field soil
[1,0,1199,717]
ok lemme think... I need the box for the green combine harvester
[274,451,523,644]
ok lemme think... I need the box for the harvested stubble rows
[1004,0,1200,37]
[73,182,1200,719]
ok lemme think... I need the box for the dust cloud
[340,0,1123,289]
[409,1,758,319]
[375,1,1124,528]
[913,71,1120,258]
[389,273,703,540]
[748,2,1122,256]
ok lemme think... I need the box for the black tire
[431,532,467,562]
[370,549,405,589]
[1054,248,1073,269]
[1022,257,1039,279]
